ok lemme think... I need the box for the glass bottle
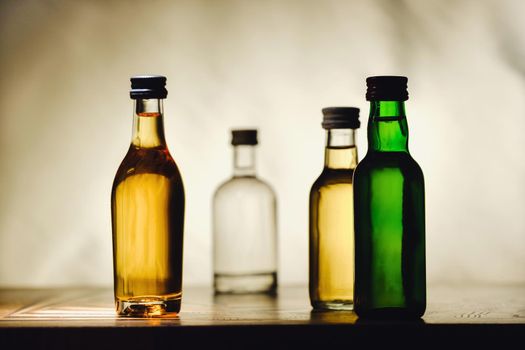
[309,107,360,310]
[111,75,185,317]
[353,76,426,318]
[213,129,278,294]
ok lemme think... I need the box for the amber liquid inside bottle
[310,129,357,310]
[111,100,184,317]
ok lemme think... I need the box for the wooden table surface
[0,284,524,348]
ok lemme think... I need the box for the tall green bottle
[353,76,426,318]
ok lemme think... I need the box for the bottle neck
[131,99,167,148]
[233,145,256,177]
[368,100,409,152]
[324,129,358,170]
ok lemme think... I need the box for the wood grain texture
[0,285,523,348]
[0,284,523,326]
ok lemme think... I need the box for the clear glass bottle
[353,76,426,319]
[309,107,360,310]
[213,129,278,294]
[111,75,185,317]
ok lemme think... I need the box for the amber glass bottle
[111,75,185,317]
[353,76,426,319]
[309,107,360,310]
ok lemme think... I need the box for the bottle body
[213,134,278,294]
[309,122,359,310]
[353,95,426,318]
[353,152,425,317]
[309,157,355,310]
[213,177,277,293]
[111,90,185,316]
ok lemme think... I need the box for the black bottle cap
[231,129,258,146]
[366,76,408,101]
[130,75,168,99]
[321,107,360,129]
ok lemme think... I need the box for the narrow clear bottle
[309,107,360,310]
[111,75,185,316]
[213,130,278,294]
[353,76,426,318]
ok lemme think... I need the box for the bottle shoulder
[357,151,421,169]
[355,151,424,181]
[214,176,276,199]
[113,146,182,187]
[311,168,354,192]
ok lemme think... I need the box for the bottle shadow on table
[309,309,426,326]
[309,310,359,324]
[213,293,279,311]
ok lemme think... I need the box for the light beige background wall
[0,0,524,287]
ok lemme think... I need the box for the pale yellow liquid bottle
[111,75,184,317]
[309,107,360,310]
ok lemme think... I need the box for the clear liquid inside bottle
[213,137,278,294]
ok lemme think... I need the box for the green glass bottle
[353,76,426,318]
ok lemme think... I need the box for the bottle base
[214,272,277,294]
[116,295,181,317]
[311,300,354,311]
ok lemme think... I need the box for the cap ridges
[366,76,408,101]
[231,129,258,145]
[130,75,168,99]
[321,107,360,129]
